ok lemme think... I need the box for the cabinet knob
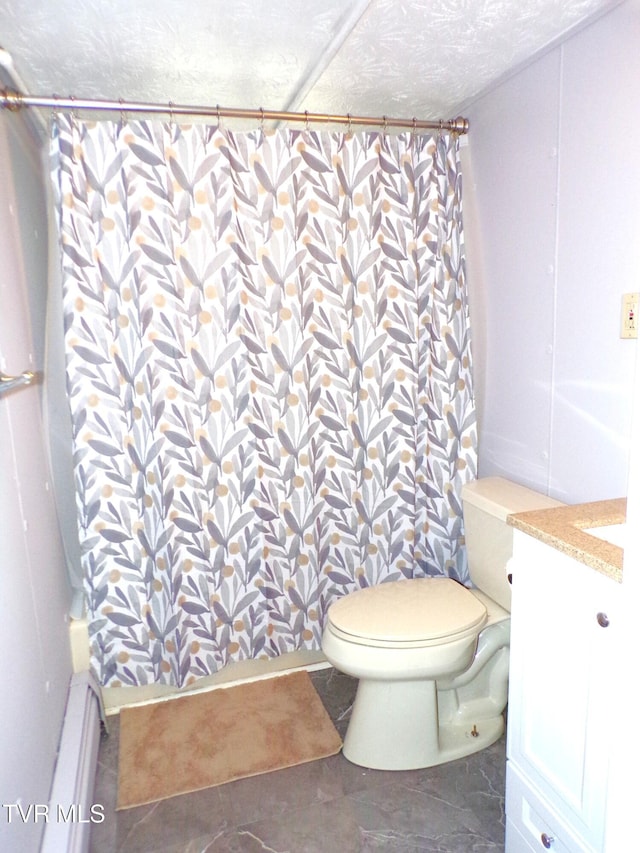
[596,612,610,628]
[541,833,554,849]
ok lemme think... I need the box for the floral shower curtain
[51,115,476,688]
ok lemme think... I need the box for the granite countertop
[507,498,626,583]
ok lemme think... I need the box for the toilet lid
[327,578,487,644]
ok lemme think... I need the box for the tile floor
[89,667,506,852]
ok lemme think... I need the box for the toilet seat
[326,578,487,649]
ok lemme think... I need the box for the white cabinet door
[507,532,619,851]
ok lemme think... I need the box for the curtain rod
[0,89,469,135]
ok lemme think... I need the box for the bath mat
[116,670,342,809]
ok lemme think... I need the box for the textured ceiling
[0,0,622,123]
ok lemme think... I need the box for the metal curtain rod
[0,89,469,135]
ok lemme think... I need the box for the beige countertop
[507,498,626,583]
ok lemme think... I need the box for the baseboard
[40,672,102,853]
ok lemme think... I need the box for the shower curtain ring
[260,107,265,131]
[119,97,126,126]
[347,112,352,135]
[410,117,418,146]
[304,110,309,132]
[382,115,388,134]
[168,100,175,127]
[216,103,221,125]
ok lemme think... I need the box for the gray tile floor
[90,668,506,852]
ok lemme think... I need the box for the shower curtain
[51,115,476,688]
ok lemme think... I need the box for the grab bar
[0,369,37,396]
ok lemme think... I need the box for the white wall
[463,0,640,503]
[0,112,73,851]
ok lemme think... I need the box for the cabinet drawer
[506,764,588,853]
[506,818,561,853]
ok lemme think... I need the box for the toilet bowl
[321,476,565,770]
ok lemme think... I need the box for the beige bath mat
[116,670,342,809]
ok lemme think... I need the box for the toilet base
[342,676,505,770]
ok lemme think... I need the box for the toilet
[321,476,564,770]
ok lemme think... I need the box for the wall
[0,111,73,851]
[462,0,640,503]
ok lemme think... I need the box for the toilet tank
[461,477,565,612]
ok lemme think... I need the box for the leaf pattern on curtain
[51,116,476,688]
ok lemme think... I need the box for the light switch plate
[621,292,639,339]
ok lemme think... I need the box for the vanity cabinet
[505,531,620,852]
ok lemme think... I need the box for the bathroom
[1,1,639,850]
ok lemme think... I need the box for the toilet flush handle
[596,612,610,628]
[541,833,554,849]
